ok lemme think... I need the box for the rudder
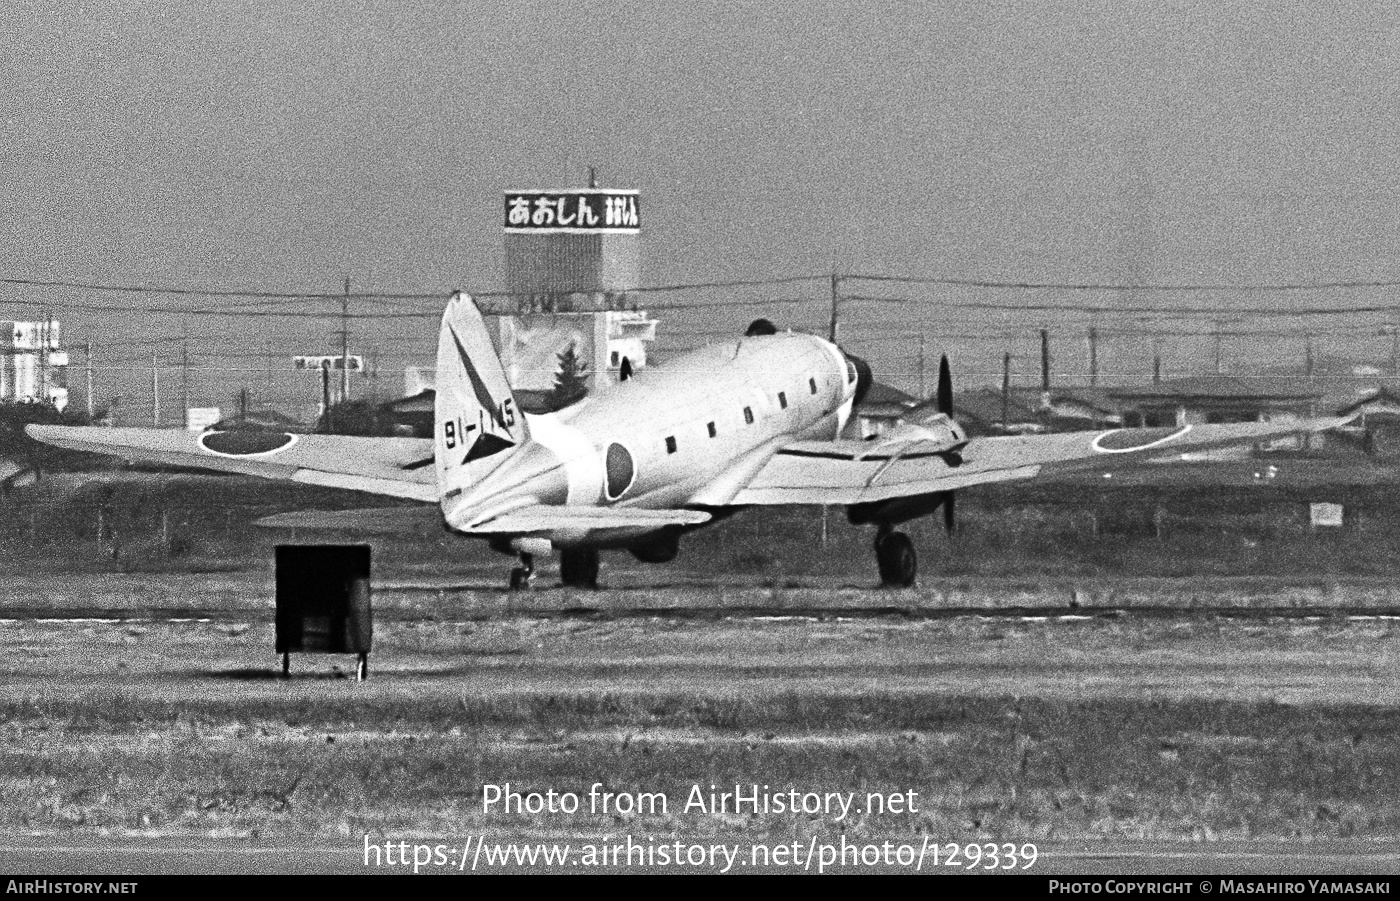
[435,292,528,504]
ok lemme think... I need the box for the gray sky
[4,1,1400,407]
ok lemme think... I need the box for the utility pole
[1305,335,1317,451]
[38,313,47,405]
[265,341,274,399]
[85,340,94,421]
[340,276,351,404]
[1391,310,1400,375]
[151,352,160,427]
[1213,320,1224,374]
[181,329,190,428]
[1039,329,1050,392]
[918,335,926,400]
[1088,327,1099,387]
[321,359,332,433]
[1152,338,1162,385]
[1001,352,1011,427]
[828,273,840,344]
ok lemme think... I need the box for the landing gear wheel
[509,552,536,591]
[559,548,600,589]
[875,530,917,588]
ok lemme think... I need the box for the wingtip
[1314,413,1358,431]
[25,423,64,441]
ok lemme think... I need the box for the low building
[380,390,434,437]
[1108,376,1320,428]
[1108,376,1322,452]
[951,388,1044,436]
[1334,384,1400,458]
[1008,387,1122,432]
[0,320,67,410]
[846,382,919,439]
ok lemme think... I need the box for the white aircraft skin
[27,291,1346,589]
[443,334,857,531]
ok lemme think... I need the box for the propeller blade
[943,491,956,534]
[937,355,953,416]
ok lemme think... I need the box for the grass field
[1,467,1398,870]
[1,466,1400,584]
[1,611,1397,845]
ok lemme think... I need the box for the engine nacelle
[629,531,680,563]
[848,491,952,527]
[865,412,966,456]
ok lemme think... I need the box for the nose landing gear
[874,527,917,588]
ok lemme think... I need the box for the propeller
[938,355,956,535]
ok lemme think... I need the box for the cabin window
[707,421,717,438]
[665,436,677,454]
[809,377,817,394]
[778,392,788,409]
[743,406,754,424]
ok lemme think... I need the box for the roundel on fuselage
[605,443,635,499]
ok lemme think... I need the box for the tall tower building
[498,187,657,405]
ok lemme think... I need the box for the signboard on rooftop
[503,190,640,233]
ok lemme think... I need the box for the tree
[548,342,590,410]
[315,398,398,436]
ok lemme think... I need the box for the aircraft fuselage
[444,332,858,542]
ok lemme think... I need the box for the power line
[845,272,1400,292]
[841,293,1400,319]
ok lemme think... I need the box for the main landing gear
[507,548,601,590]
[875,527,917,588]
[559,547,600,590]
[509,552,535,590]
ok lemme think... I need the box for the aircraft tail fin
[434,293,528,507]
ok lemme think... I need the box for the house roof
[1006,386,1120,416]
[1337,384,1400,415]
[1107,376,1321,402]
[854,382,921,418]
[381,388,435,413]
[952,387,1041,424]
[862,382,919,408]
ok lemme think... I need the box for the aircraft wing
[26,425,437,502]
[728,417,1350,505]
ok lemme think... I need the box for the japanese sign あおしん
[504,191,640,233]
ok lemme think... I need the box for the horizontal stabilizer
[462,504,711,534]
[256,507,444,534]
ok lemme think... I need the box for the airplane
[28,293,1347,589]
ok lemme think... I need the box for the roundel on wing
[199,430,297,456]
[604,443,635,499]
[1092,425,1189,453]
